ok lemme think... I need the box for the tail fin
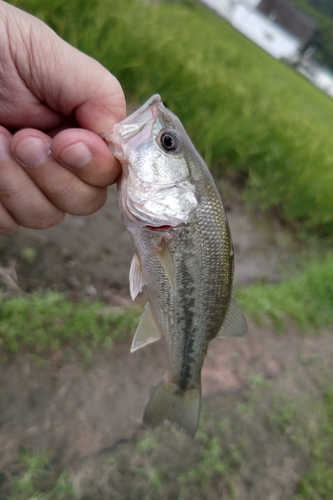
[142,376,201,437]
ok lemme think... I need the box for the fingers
[0,200,19,235]
[11,129,109,216]
[0,128,65,231]
[74,69,127,136]
[51,128,121,186]
[0,125,119,234]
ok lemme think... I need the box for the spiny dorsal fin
[156,242,176,293]
[131,302,162,352]
[129,253,145,301]
[217,294,247,338]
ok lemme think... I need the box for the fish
[106,95,247,437]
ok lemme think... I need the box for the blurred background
[1,0,333,498]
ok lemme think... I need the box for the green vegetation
[8,0,333,235]
[0,292,139,361]
[237,253,333,331]
[0,251,331,363]
[294,390,333,500]
[4,451,74,500]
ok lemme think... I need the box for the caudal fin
[142,377,201,437]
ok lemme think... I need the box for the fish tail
[142,375,201,438]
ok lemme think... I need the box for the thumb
[65,58,127,136]
[4,2,126,135]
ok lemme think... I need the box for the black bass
[107,95,247,437]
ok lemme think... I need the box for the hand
[0,1,126,234]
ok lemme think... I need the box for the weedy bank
[1,256,333,498]
[237,252,333,331]
[1,252,333,361]
[8,0,333,236]
[0,292,139,362]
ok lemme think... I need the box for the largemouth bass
[107,95,247,437]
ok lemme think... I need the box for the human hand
[0,1,126,234]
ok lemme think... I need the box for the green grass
[8,0,333,236]
[4,451,74,500]
[237,253,333,331]
[0,292,139,361]
[293,390,333,500]
[0,250,331,364]
[0,251,332,362]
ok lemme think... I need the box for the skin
[0,0,126,234]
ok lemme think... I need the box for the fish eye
[160,130,179,152]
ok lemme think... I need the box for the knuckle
[47,174,77,199]
[89,191,108,214]
[68,188,107,216]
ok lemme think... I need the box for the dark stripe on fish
[177,259,196,391]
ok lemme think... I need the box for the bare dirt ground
[0,183,328,499]
[0,183,298,299]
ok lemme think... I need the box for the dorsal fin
[156,242,176,293]
[129,253,145,300]
[131,303,163,352]
[217,294,247,338]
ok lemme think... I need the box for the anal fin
[131,302,162,352]
[217,294,247,338]
[129,253,145,300]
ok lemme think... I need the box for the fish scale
[107,95,247,436]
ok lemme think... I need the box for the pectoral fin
[156,242,176,293]
[129,253,145,300]
[131,302,162,352]
[217,294,247,338]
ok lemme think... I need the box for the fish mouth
[145,224,175,231]
[105,95,164,150]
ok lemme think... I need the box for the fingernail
[58,142,92,168]
[0,133,11,161]
[14,137,51,168]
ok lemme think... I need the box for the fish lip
[120,95,162,128]
[103,95,163,146]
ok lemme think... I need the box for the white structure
[231,4,299,61]
[201,0,260,21]
[200,0,313,62]
[314,68,333,97]
[299,64,333,98]
[201,0,333,99]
